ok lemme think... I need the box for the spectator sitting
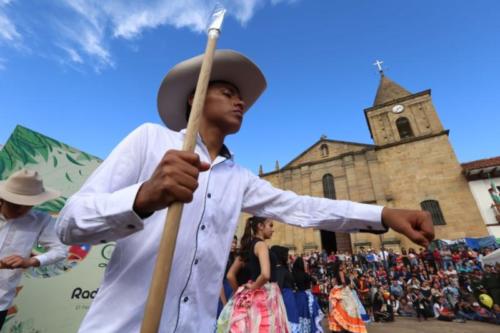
[373,289,394,322]
[492,304,500,325]
[471,301,495,323]
[414,292,430,321]
[398,298,416,317]
[390,279,403,298]
[433,297,463,322]
[391,295,400,317]
[408,275,421,290]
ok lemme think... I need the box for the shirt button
[201,225,206,230]
[207,193,212,198]
[194,259,199,265]
[127,224,136,229]
[183,297,189,303]
[100,240,107,244]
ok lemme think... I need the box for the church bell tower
[364,63,447,146]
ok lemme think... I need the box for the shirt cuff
[342,202,387,233]
[33,254,48,267]
[105,183,146,232]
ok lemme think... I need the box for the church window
[320,144,329,157]
[323,174,336,199]
[396,117,414,139]
[420,200,446,225]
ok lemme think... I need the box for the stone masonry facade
[236,75,488,254]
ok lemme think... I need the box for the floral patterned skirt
[217,282,291,333]
[328,286,367,333]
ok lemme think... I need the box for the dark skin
[133,82,435,247]
[0,199,41,269]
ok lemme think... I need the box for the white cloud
[0,0,298,71]
[58,45,83,64]
[0,1,20,43]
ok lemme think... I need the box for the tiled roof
[461,156,500,171]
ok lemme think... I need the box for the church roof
[373,74,412,106]
[264,138,375,175]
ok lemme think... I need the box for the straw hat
[0,169,60,206]
[157,49,267,131]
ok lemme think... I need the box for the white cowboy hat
[0,169,60,206]
[157,49,267,131]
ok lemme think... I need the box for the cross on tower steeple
[373,60,384,76]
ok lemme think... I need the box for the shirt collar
[178,129,234,161]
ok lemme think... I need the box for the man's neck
[199,126,226,162]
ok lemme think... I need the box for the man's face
[199,82,245,135]
[0,200,33,219]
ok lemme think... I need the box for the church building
[252,68,488,254]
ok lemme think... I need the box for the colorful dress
[328,286,367,333]
[293,270,324,333]
[306,290,325,333]
[274,264,300,332]
[217,239,290,333]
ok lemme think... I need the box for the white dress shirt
[0,210,67,310]
[56,123,385,333]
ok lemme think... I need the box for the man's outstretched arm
[242,170,434,247]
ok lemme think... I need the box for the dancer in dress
[218,217,290,332]
[328,262,367,333]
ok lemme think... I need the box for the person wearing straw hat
[0,169,67,330]
[56,49,434,333]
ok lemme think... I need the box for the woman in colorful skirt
[328,262,367,333]
[217,217,290,333]
[293,257,324,333]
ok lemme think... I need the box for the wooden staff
[141,6,226,333]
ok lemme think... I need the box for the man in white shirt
[0,169,67,330]
[56,50,434,332]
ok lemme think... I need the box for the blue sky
[1,0,499,174]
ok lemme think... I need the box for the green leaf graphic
[66,153,84,166]
[65,172,73,182]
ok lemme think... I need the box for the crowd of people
[300,244,500,328]
[217,221,500,333]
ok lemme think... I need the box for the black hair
[270,245,289,266]
[239,216,267,262]
[292,257,305,273]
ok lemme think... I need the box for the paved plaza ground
[322,317,498,333]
